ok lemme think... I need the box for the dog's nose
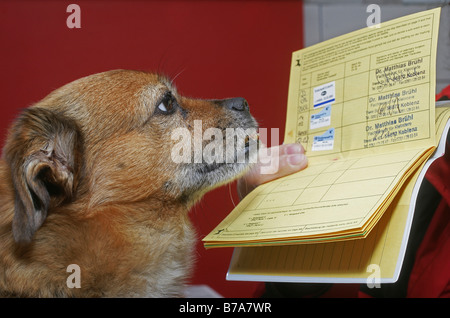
[219,98,249,112]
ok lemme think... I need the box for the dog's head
[2,70,258,243]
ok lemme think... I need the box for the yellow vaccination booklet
[225,103,449,283]
[202,8,450,284]
[203,8,444,250]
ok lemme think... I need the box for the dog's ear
[3,107,82,243]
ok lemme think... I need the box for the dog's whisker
[170,67,186,86]
[228,183,237,208]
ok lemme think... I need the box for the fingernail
[286,143,303,155]
[288,154,306,166]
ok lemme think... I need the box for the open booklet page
[203,8,441,248]
[226,104,449,283]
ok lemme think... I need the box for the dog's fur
[0,70,258,297]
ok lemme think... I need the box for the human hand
[237,143,308,200]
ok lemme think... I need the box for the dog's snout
[219,98,249,112]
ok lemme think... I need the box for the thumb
[257,144,308,184]
[237,143,308,199]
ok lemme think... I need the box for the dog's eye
[158,100,172,112]
[157,93,176,114]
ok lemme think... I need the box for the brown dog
[0,70,258,297]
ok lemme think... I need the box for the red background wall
[0,0,303,297]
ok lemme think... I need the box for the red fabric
[407,199,450,297]
[407,96,450,297]
[436,85,450,101]
[425,136,450,207]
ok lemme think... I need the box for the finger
[237,143,308,200]
[251,151,308,185]
[275,152,308,177]
[281,143,306,156]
